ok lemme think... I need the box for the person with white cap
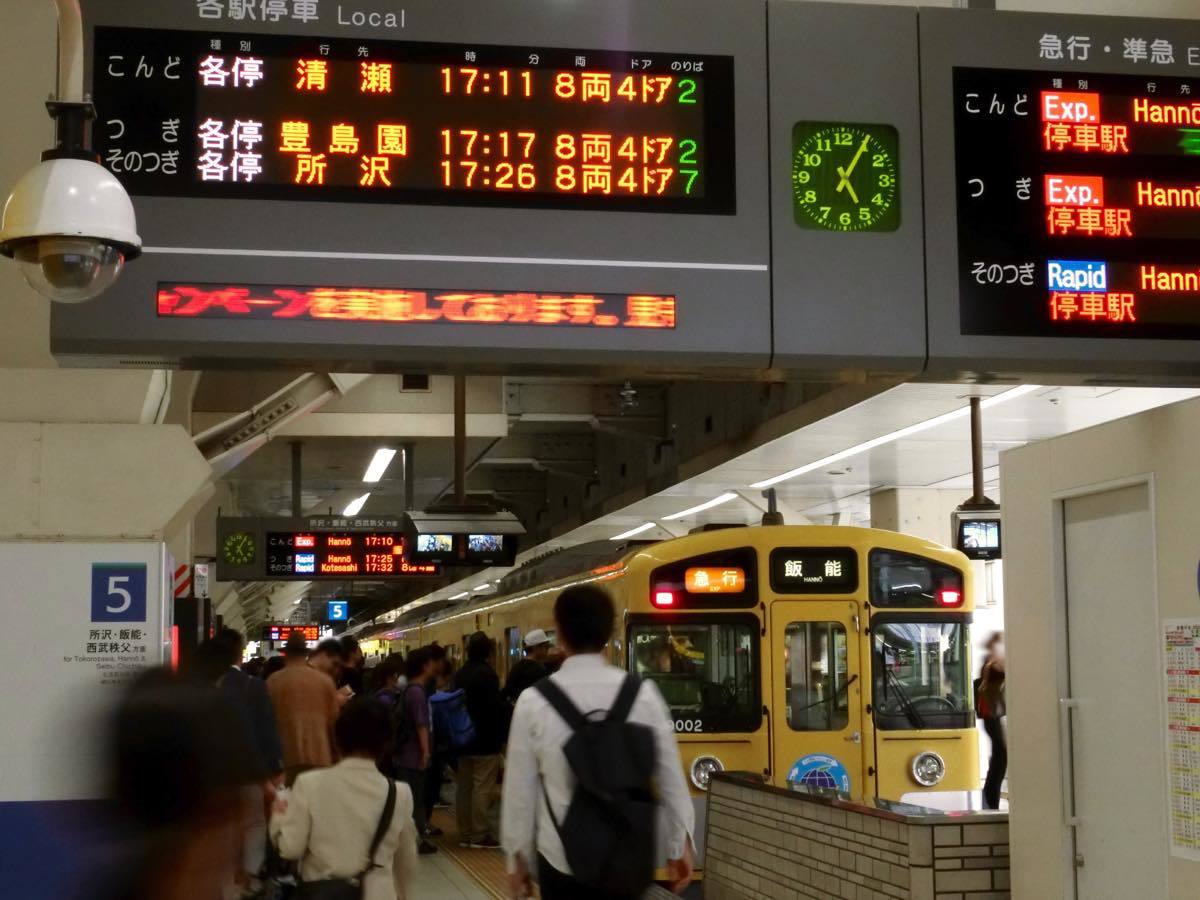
[504,628,552,703]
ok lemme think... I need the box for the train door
[769,600,865,796]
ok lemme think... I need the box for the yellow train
[385,525,978,853]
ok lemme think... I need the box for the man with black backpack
[500,585,695,899]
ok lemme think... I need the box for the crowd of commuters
[91,587,698,900]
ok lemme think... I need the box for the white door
[1062,484,1167,898]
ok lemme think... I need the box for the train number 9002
[674,719,704,733]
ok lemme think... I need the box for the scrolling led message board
[956,68,1200,339]
[92,27,734,214]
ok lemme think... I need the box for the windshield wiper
[885,665,926,729]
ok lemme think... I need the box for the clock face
[791,122,900,232]
[222,531,256,566]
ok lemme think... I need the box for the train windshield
[871,619,972,730]
[629,618,759,733]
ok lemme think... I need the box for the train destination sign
[91,25,735,214]
[769,547,859,594]
[955,67,1200,341]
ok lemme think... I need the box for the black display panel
[956,517,1001,561]
[91,26,735,214]
[649,547,758,609]
[265,531,440,578]
[769,547,858,594]
[955,66,1200,340]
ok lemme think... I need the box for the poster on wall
[1163,618,1200,860]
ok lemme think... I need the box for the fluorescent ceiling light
[342,492,370,516]
[610,522,657,540]
[662,492,738,521]
[362,448,396,483]
[750,385,1042,489]
[448,590,469,600]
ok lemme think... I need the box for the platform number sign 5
[91,563,148,623]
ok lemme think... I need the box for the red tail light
[653,590,676,608]
[937,589,962,607]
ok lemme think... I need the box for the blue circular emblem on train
[786,754,851,793]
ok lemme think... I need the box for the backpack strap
[607,674,642,725]
[535,677,588,732]
[358,778,397,882]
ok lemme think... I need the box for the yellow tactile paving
[429,808,540,900]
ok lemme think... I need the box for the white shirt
[270,757,418,900]
[501,653,695,876]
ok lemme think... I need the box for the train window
[628,615,759,733]
[784,622,850,731]
[505,627,521,673]
[869,549,964,608]
[871,618,972,730]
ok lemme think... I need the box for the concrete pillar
[869,487,971,546]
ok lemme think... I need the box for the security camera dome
[0,157,141,303]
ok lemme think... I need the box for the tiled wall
[704,777,1010,900]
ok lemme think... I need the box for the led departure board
[266,531,440,578]
[264,624,320,642]
[955,67,1200,339]
[91,26,735,214]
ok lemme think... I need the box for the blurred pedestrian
[271,698,418,900]
[214,629,283,779]
[268,632,340,785]
[390,647,438,855]
[504,629,551,703]
[453,632,509,849]
[340,635,366,695]
[977,631,1007,810]
[82,670,260,900]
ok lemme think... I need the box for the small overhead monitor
[416,533,454,554]
[465,533,518,566]
[953,509,1002,561]
[467,534,504,554]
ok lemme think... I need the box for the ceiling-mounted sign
[54,0,771,373]
[263,623,321,642]
[217,516,441,581]
[923,7,1200,380]
[91,25,734,214]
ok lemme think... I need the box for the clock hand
[836,136,871,202]
[835,167,860,204]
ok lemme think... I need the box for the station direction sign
[921,7,1200,380]
[217,515,441,582]
[55,0,772,373]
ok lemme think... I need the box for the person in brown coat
[267,632,340,785]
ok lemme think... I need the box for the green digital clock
[792,122,900,232]
[222,531,256,566]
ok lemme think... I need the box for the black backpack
[535,675,658,895]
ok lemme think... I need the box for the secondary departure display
[91,26,735,214]
[266,531,440,578]
[955,67,1200,339]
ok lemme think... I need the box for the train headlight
[690,755,724,791]
[911,751,946,787]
